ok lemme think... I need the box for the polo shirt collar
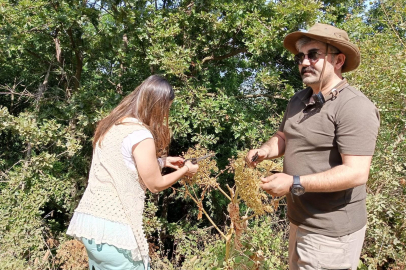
[300,78,349,106]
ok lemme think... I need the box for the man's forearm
[260,131,286,159]
[300,155,372,192]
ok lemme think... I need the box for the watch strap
[293,175,300,185]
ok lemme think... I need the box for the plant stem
[184,185,227,240]
[215,166,231,179]
[274,195,285,202]
[241,213,257,222]
[217,186,231,201]
[225,227,234,261]
[233,186,239,204]
[226,184,238,203]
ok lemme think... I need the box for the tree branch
[36,63,52,109]
[392,130,405,151]
[0,80,35,101]
[67,27,83,92]
[380,1,406,48]
[202,48,247,64]
[53,28,62,64]
[205,92,286,100]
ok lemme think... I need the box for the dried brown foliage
[227,202,247,250]
[55,239,88,270]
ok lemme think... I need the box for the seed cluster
[181,146,283,217]
[182,145,218,188]
[230,151,282,215]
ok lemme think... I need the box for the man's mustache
[301,67,316,75]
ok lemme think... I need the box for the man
[246,23,380,270]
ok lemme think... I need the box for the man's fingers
[245,150,260,166]
[256,149,267,159]
[261,175,274,183]
[260,184,276,196]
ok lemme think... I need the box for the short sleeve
[336,96,380,155]
[278,106,289,132]
[121,130,153,169]
[122,129,153,151]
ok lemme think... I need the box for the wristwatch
[291,175,305,196]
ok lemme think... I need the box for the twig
[0,79,35,100]
[241,213,257,222]
[392,129,405,150]
[226,184,239,203]
[214,166,232,179]
[201,225,214,231]
[36,63,52,109]
[225,226,234,261]
[1,160,24,179]
[273,195,286,203]
[233,186,239,203]
[41,234,55,262]
[0,91,34,97]
[217,186,232,201]
[211,167,233,201]
[380,1,406,47]
[184,185,226,239]
[201,48,247,64]
[205,92,286,100]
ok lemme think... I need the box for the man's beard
[301,67,320,85]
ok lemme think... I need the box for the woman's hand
[133,139,199,193]
[183,160,199,177]
[161,156,184,170]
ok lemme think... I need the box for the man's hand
[245,149,268,167]
[162,156,184,170]
[260,173,293,197]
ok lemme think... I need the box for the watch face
[292,185,305,196]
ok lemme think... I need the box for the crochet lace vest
[75,121,149,268]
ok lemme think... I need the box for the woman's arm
[133,138,198,193]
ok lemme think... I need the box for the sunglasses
[294,51,340,65]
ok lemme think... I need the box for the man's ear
[334,53,346,70]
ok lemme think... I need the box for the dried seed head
[181,145,218,188]
[231,151,282,215]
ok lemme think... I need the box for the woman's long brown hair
[93,75,175,156]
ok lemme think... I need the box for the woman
[67,75,198,270]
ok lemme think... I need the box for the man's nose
[301,55,311,66]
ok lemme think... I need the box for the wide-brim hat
[283,23,360,73]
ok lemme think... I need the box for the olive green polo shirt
[279,80,380,236]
